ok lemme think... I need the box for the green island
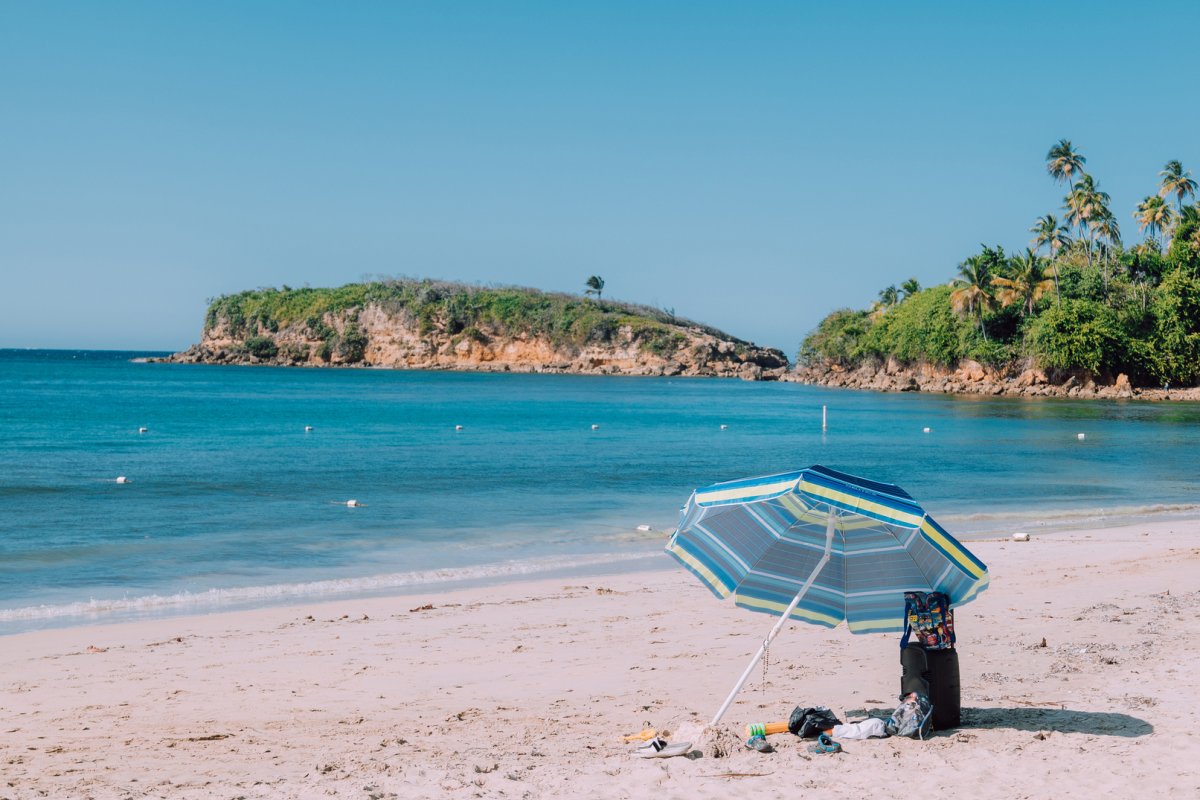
[173,277,789,379]
[799,141,1200,394]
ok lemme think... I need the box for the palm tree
[1064,174,1111,264]
[900,278,921,300]
[1046,139,1086,189]
[870,285,899,320]
[950,256,996,340]
[1177,204,1200,255]
[584,275,605,302]
[1086,209,1122,293]
[1063,182,1090,258]
[1134,195,1177,249]
[1029,214,1070,303]
[1091,208,1121,261]
[1159,160,1198,211]
[1030,215,1070,258]
[993,249,1056,316]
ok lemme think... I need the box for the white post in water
[708,510,838,728]
[822,405,827,432]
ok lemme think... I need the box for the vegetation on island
[800,141,1200,387]
[203,277,747,364]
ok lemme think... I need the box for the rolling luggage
[900,643,960,729]
[899,591,961,730]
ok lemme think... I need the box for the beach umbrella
[665,464,989,726]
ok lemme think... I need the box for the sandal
[808,733,842,755]
[635,737,692,758]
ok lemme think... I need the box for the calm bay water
[3,348,1199,634]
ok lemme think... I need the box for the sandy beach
[4,520,1200,799]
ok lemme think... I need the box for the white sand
[3,520,1200,798]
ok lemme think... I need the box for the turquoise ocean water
[3,349,1199,635]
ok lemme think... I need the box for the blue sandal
[808,733,842,754]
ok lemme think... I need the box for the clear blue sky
[3,1,1197,353]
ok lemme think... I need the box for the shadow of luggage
[843,704,1153,738]
[961,706,1152,737]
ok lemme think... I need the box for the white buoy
[822,405,827,432]
[304,425,314,432]
[720,424,728,431]
[636,524,652,532]
[923,427,931,433]
[138,427,148,434]
[346,499,360,507]
[115,476,130,484]
[1077,433,1086,440]
[591,424,600,430]
[455,424,464,431]
[1012,532,1030,542]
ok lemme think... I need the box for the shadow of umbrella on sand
[665,464,991,727]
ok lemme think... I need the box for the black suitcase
[900,644,961,730]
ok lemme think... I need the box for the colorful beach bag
[901,591,955,650]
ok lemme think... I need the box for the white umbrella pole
[709,511,837,728]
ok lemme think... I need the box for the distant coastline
[799,141,1200,399]
[785,358,1200,401]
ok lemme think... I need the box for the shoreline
[0,549,669,638]
[7,502,1200,639]
[3,518,1199,797]
[788,361,1200,402]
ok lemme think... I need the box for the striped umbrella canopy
[665,464,989,725]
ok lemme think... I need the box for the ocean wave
[937,503,1200,533]
[0,551,659,625]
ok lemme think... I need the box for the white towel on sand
[831,718,889,740]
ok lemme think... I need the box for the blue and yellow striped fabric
[665,465,989,633]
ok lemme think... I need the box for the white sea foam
[0,551,658,625]
[937,502,1200,536]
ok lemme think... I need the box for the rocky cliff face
[168,300,790,380]
[787,358,1200,401]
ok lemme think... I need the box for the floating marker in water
[345,499,360,507]
[923,427,931,433]
[115,476,130,484]
[455,424,464,431]
[822,405,827,431]
[636,524,652,532]
[304,425,314,432]
[591,424,600,430]
[138,427,148,434]
[1077,433,1086,440]
[720,424,728,431]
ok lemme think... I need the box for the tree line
[800,140,1200,387]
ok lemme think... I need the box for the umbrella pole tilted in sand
[708,509,838,728]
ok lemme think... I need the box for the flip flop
[808,733,842,755]
[635,738,693,758]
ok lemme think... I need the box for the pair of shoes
[635,737,692,758]
[745,734,774,753]
[807,733,842,755]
